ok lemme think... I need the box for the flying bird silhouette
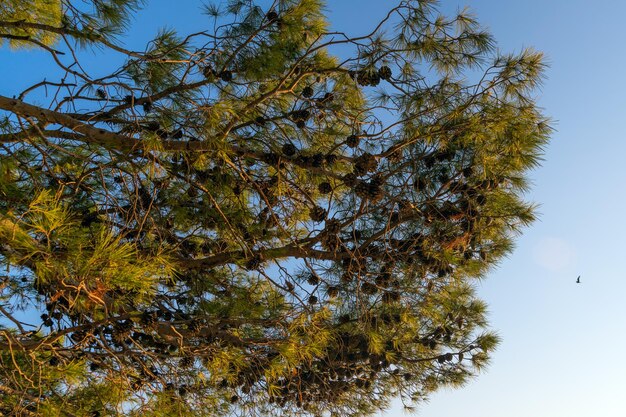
[576,275,581,284]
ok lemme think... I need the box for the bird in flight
[576,275,581,284]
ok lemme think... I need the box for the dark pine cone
[318,182,332,194]
[360,282,378,295]
[378,66,392,80]
[145,121,160,132]
[413,177,427,191]
[346,134,360,148]
[262,152,280,165]
[353,153,378,176]
[435,148,456,162]
[367,176,385,200]
[266,10,279,22]
[172,129,183,139]
[309,206,327,222]
[311,153,324,167]
[325,153,338,165]
[202,66,216,79]
[357,70,380,86]
[188,319,203,333]
[338,314,351,324]
[282,143,297,156]
[179,356,195,368]
[119,319,133,331]
[245,254,263,270]
[140,311,158,326]
[382,291,401,303]
[308,295,318,305]
[423,153,437,168]
[306,274,320,286]
[291,109,310,121]
[326,286,339,298]
[342,172,358,187]
[219,70,233,82]
[295,154,312,166]
[325,218,341,234]
[354,181,370,200]
[96,88,106,99]
[356,70,370,86]
[70,331,86,342]
[302,86,314,98]
[368,72,381,86]
[367,181,385,201]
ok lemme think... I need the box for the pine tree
[0,1,550,416]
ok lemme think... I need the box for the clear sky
[2,1,626,416]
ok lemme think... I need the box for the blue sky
[2,0,626,416]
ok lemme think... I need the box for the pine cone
[140,311,158,326]
[245,254,263,270]
[219,70,233,82]
[378,66,392,80]
[309,206,327,222]
[353,153,377,176]
[318,182,332,194]
[282,143,297,156]
[266,10,279,22]
[188,319,203,334]
[262,152,280,165]
[360,282,378,295]
[355,181,370,199]
[326,286,339,298]
[179,356,195,368]
[342,173,358,187]
[382,291,400,303]
[311,153,324,167]
[367,177,384,200]
[325,153,338,165]
[302,86,314,98]
[306,274,320,286]
[346,134,360,148]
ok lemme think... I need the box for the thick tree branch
[0,95,140,151]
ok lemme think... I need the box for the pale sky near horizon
[2,1,626,416]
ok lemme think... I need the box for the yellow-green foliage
[0,0,63,48]
[0,0,549,415]
[1,190,174,315]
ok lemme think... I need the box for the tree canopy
[0,0,550,416]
